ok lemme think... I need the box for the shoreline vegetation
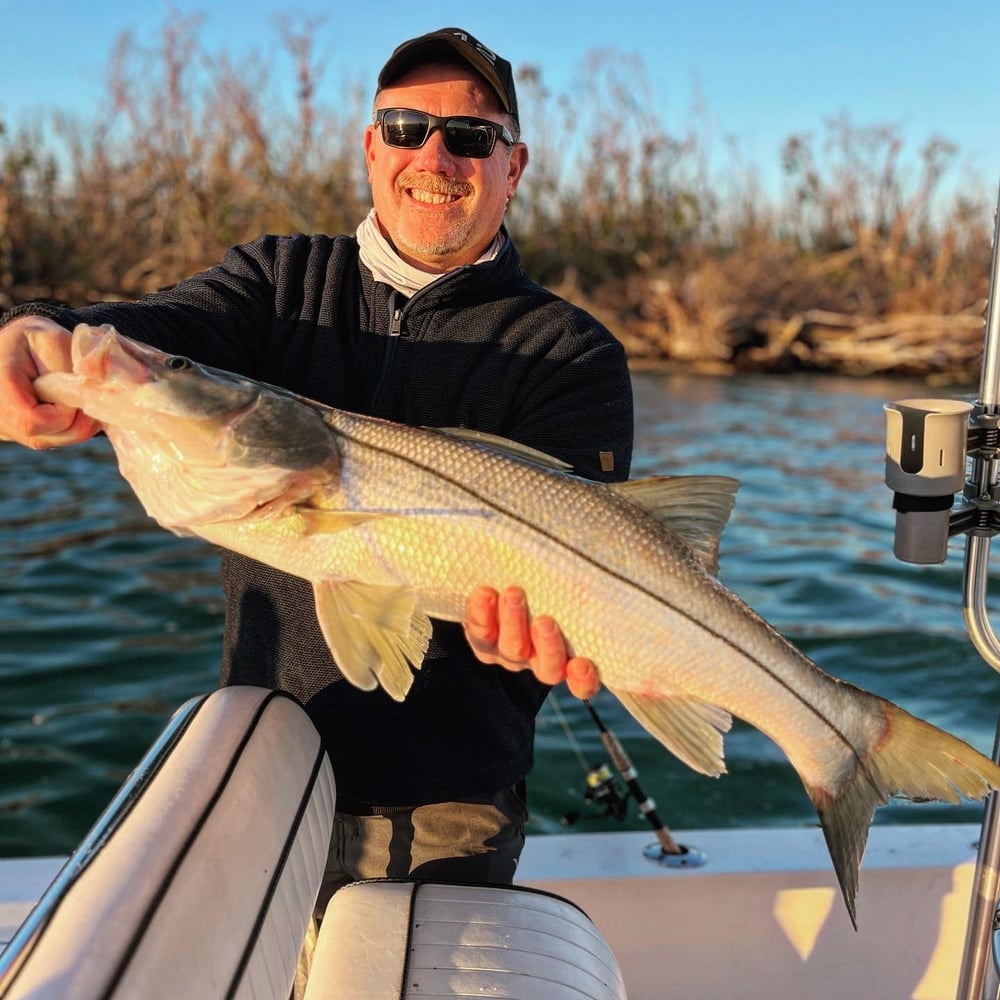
[0,15,993,383]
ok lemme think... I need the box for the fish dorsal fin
[312,580,432,702]
[615,690,732,777]
[612,475,739,574]
[435,427,573,471]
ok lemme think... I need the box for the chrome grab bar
[959,180,1000,1000]
[883,178,1000,1000]
[884,178,1000,999]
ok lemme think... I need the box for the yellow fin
[805,698,1000,928]
[435,427,573,471]
[614,689,732,777]
[312,580,432,701]
[297,508,391,534]
[613,475,739,573]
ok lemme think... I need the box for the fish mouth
[71,324,154,388]
[68,324,259,426]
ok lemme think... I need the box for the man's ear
[506,142,529,200]
[363,125,378,183]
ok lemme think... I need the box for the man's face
[365,63,528,272]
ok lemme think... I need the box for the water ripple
[2,374,998,855]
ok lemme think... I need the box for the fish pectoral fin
[434,427,573,471]
[612,476,739,574]
[312,580,432,702]
[297,508,392,534]
[614,690,732,777]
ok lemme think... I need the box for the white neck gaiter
[355,208,504,296]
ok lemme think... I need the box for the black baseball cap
[377,27,519,126]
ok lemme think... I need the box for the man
[0,28,633,906]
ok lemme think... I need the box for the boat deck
[519,823,981,1000]
[2,822,983,1000]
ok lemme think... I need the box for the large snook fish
[35,324,1000,926]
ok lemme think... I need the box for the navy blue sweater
[5,232,634,805]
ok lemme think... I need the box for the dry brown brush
[0,13,993,381]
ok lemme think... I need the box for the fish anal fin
[613,689,731,777]
[612,476,739,574]
[313,580,432,701]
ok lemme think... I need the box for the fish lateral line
[334,416,880,768]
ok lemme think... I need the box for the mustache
[396,173,473,198]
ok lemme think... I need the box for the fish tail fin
[806,700,1000,929]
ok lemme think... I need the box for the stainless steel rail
[956,178,1000,1000]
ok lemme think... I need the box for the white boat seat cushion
[304,879,627,999]
[1,686,335,1000]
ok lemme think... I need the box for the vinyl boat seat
[304,878,627,999]
[0,686,335,1000]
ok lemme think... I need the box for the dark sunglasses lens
[380,110,497,158]
[445,121,495,157]
[381,110,429,148]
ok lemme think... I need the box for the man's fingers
[465,585,500,647]
[565,657,601,700]
[530,615,569,685]
[0,317,95,448]
[23,406,98,449]
[496,586,532,661]
[464,585,602,699]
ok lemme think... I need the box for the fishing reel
[560,762,630,826]
[884,398,1000,564]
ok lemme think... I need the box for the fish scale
[33,322,1000,928]
[334,410,866,771]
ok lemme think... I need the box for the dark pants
[295,785,528,996]
[313,784,528,922]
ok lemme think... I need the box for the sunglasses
[374,108,515,159]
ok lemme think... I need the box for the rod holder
[884,398,973,563]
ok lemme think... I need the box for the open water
[2,370,999,858]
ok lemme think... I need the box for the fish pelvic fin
[612,476,739,574]
[807,699,1000,930]
[614,690,732,777]
[312,580,432,702]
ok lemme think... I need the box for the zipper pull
[387,288,407,337]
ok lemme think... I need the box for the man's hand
[464,585,601,699]
[0,316,98,449]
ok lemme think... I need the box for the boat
[0,684,987,999]
[3,185,1000,999]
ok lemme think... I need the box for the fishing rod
[550,692,706,868]
[884,177,1000,1000]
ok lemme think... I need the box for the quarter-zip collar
[364,237,518,419]
[357,230,520,338]
[356,208,506,296]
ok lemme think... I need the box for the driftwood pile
[734,309,985,378]
[559,277,987,383]
[617,306,985,382]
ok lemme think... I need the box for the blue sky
[2,0,998,197]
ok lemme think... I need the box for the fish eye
[167,356,192,371]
